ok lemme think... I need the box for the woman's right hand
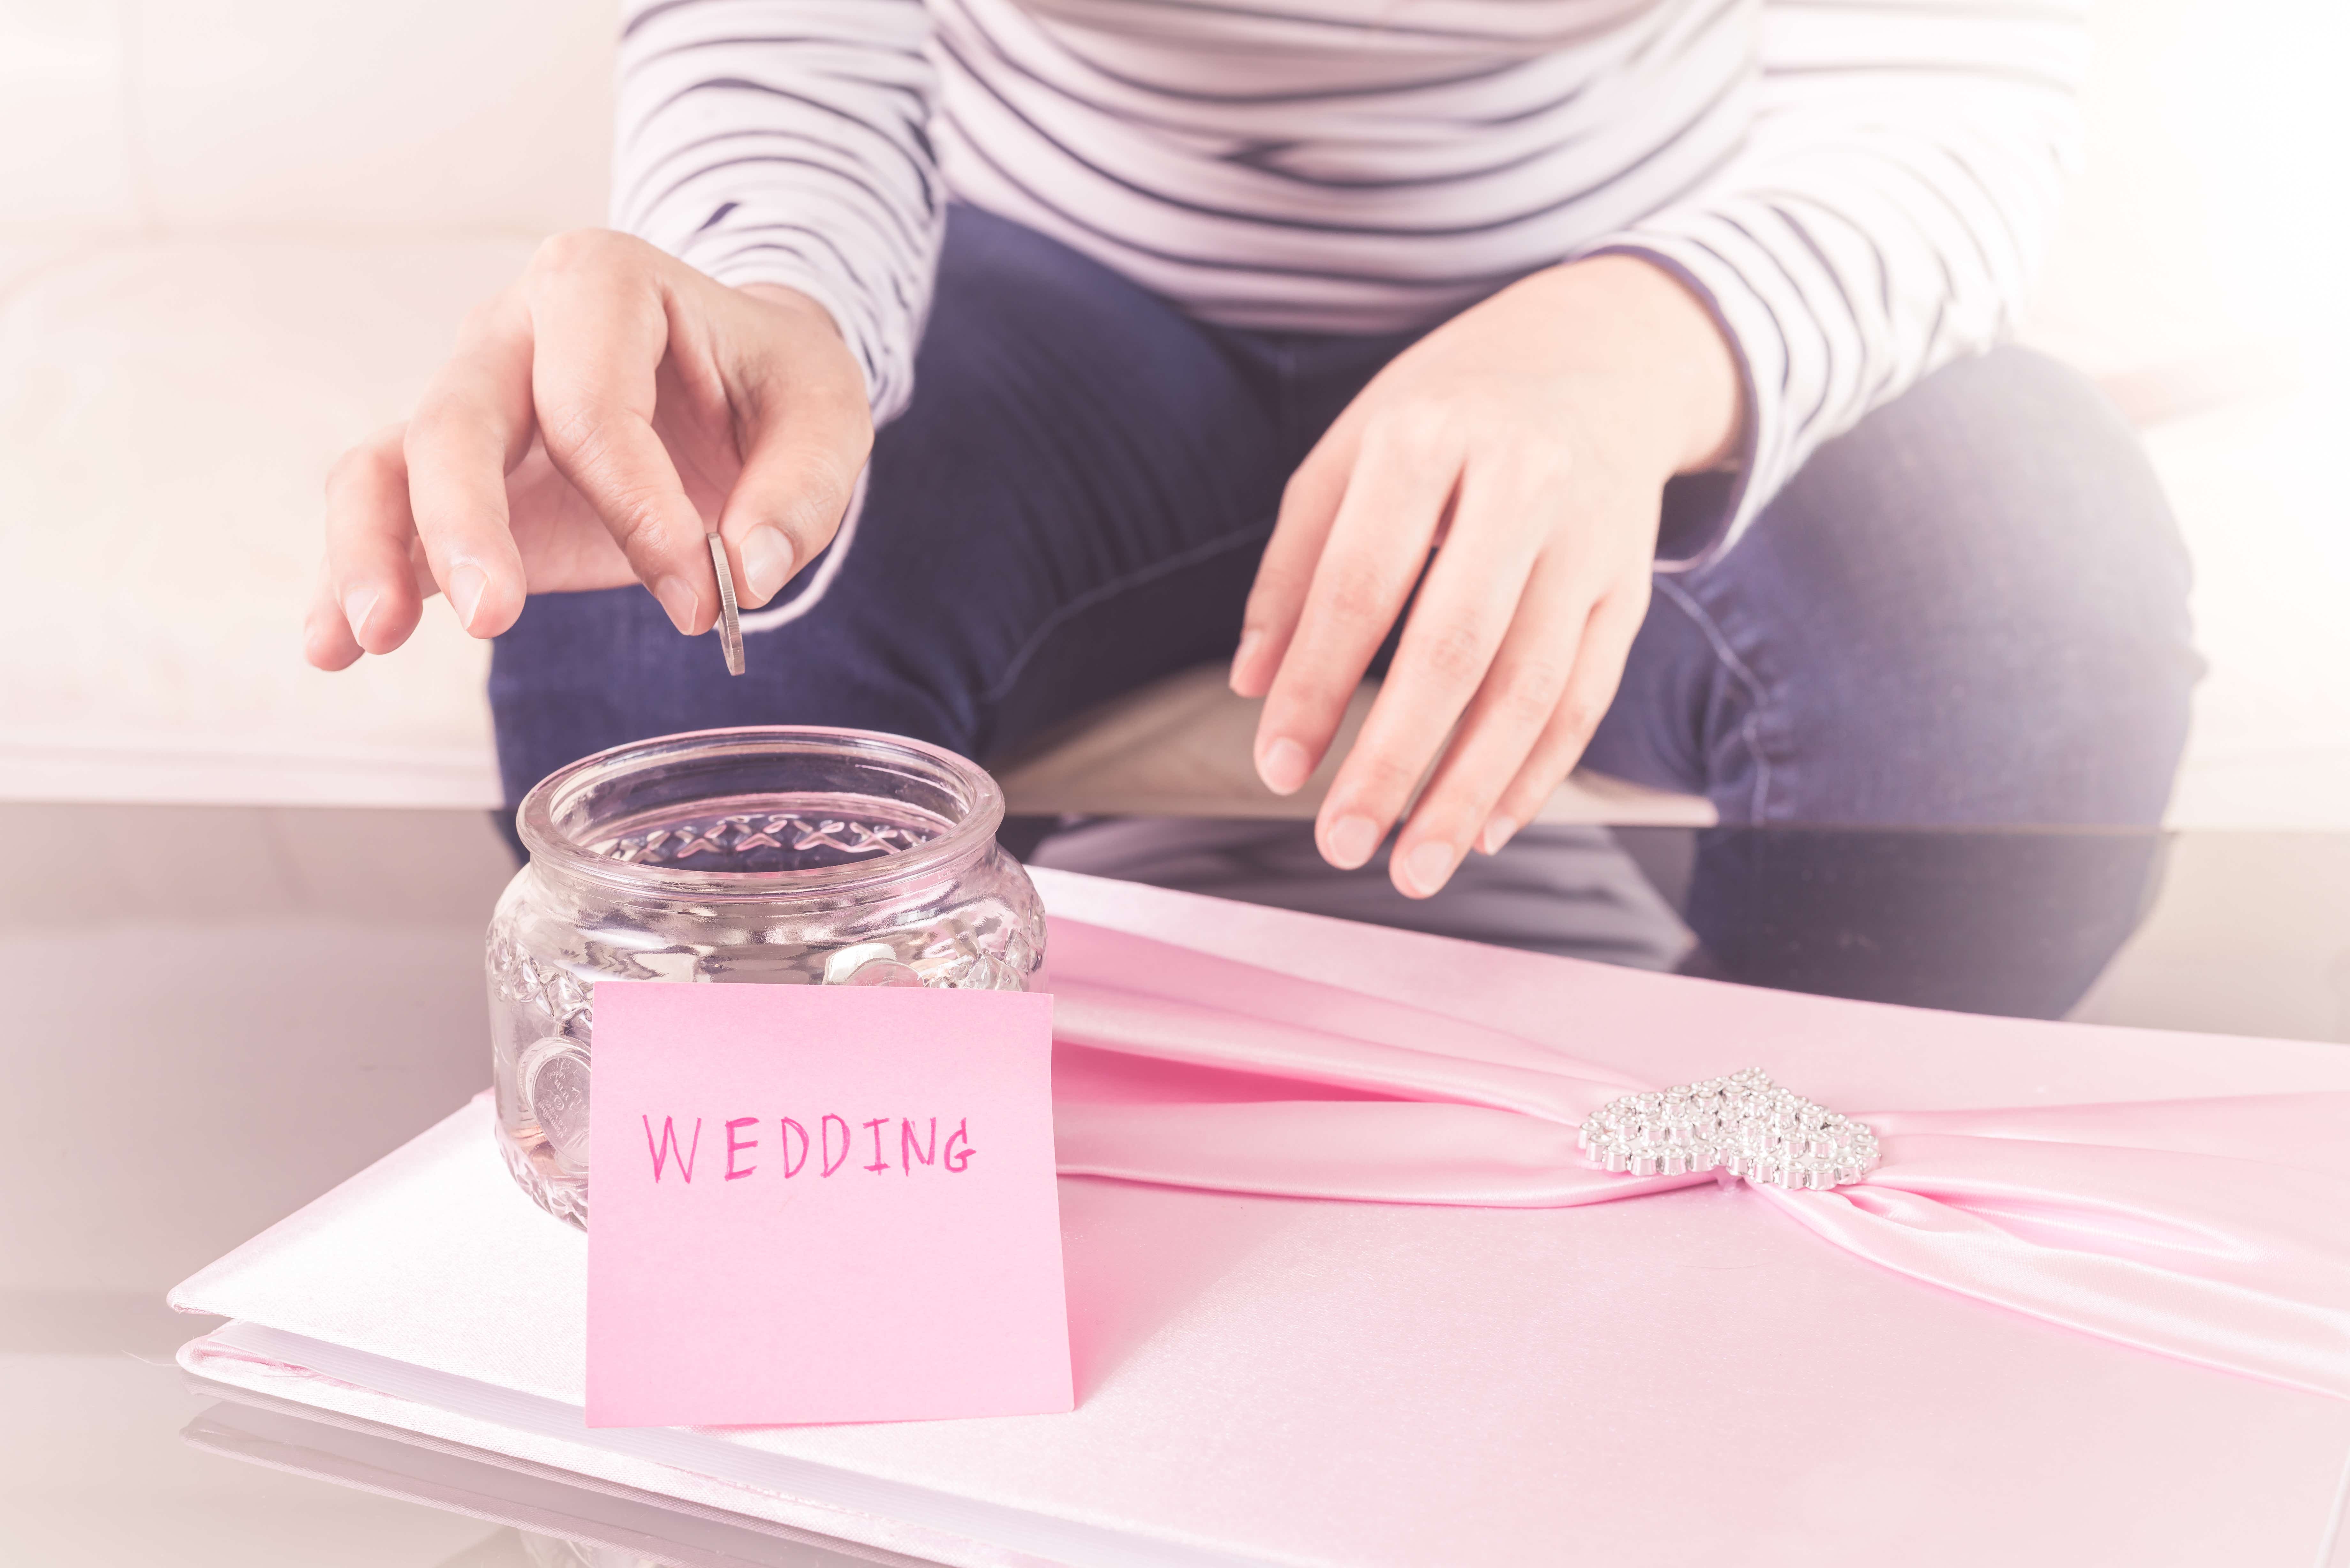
[303,229,873,669]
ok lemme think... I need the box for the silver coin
[706,531,745,676]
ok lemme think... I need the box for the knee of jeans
[1709,346,2203,827]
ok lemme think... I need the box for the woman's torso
[932,0,1758,329]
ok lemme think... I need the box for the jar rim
[515,726,1006,902]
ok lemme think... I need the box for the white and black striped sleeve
[1592,0,2090,563]
[614,0,944,425]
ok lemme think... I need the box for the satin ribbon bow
[1039,918,2350,1403]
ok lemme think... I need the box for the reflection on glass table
[180,1385,907,1568]
[1020,817,2203,1020]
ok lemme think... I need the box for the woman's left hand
[1228,254,1742,897]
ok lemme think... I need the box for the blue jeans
[492,207,2198,1013]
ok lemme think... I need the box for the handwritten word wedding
[638,1113,977,1185]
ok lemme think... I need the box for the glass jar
[484,727,1045,1227]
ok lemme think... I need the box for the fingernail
[342,587,381,647]
[1479,815,1519,856]
[740,524,794,605]
[653,574,700,633]
[1402,839,1458,897]
[1325,813,1380,870]
[1229,629,1263,692]
[448,565,488,634]
[1259,736,1312,795]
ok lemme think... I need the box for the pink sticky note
[585,982,1071,1428]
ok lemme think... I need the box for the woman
[304,0,2195,1013]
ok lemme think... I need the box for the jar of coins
[485,727,1045,1227]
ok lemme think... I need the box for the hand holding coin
[303,236,869,675]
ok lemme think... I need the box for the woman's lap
[489,207,2196,1014]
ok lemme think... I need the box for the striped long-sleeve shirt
[614,0,2085,562]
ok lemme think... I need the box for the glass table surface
[4,802,2344,1567]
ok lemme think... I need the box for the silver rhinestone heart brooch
[1576,1068,1880,1190]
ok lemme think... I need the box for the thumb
[713,331,875,609]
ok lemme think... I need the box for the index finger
[1250,419,1458,808]
[403,295,537,638]
[1230,412,1358,700]
[526,236,715,634]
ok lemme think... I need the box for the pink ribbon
[1040,917,2350,1402]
